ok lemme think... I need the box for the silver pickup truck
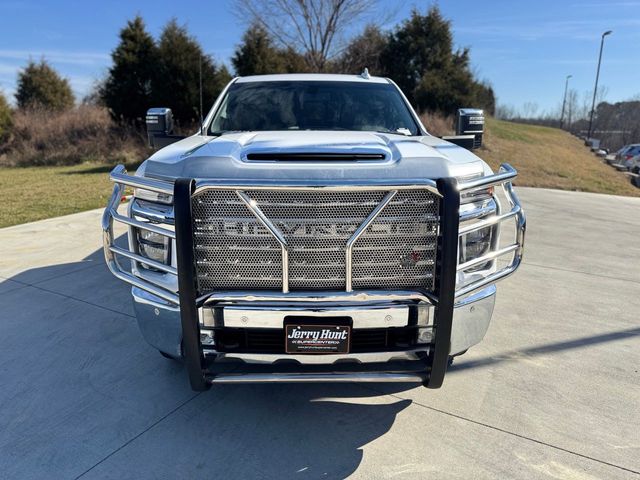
[102,73,525,391]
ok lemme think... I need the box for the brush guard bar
[102,164,525,390]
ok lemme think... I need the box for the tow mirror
[441,108,485,151]
[146,108,185,150]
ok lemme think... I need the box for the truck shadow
[2,239,639,477]
[0,239,416,478]
[165,383,414,479]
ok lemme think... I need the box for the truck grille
[191,188,439,293]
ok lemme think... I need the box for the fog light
[417,305,431,327]
[417,327,433,344]
[200,331,215,346]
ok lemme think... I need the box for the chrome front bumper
[104,164,524,389]
[132,283,496,381]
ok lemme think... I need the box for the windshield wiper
[209,130,250,136]
[374,129,414,136]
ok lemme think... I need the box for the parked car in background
[615,144,640,166]
[625,154,640,174]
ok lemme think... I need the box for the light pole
[587,30,612,140]
[560,74,572,129]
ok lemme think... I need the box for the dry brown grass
[420,111,455,137]
[0,105,147,167]
[479,118,640,197]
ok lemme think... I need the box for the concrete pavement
[0,187,639,479]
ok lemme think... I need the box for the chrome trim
[457,163,517,191]
[109,245,177,275]
[110,164,174,195]
[111,211,175,239]
[131,283,495,365]
[345,190,397,292]
[199,289,436,305]
[212,348,426,364]
[457,244,519,271]
[132,287,183,358]
[236,190,290,293]
[208,372,426,384]
[460,203,496,221]
[131,199,175,225]
[458,208,519,235]
[451,285,496,355]
[192,181,441,196]
[102,183,179,304]
[454,163,526,298]
[203,304,413,328]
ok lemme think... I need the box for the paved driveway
[0,187,639,479]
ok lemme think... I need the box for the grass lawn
[0,163,138,228]
[0,119,637,228]
[480,118,640,197]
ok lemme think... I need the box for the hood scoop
[245,152,386,162]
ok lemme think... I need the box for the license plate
[285,324,351,354]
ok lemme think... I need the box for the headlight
[137,229,170,266]
[459,226,493,271]
[134,188,173,204]
[460,186,493,205]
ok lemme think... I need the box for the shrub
[419,111,455,137]
[0,105,147,167]
[15,59,75,111]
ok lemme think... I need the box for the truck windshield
[209,81,420,136]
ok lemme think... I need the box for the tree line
[1,2,496,141]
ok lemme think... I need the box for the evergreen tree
[335,25,387,75]
[473,81,496,116]
[155,19,231,126]
[15,59,74,111]
[380,7,457,106]
[380,7,494,115]
[102,16,158,124]
[0,91,12,145]
[232,23,286,76]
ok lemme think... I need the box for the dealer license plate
[285,324,351,354]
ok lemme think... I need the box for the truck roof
[235,73,390,84]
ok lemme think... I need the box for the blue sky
[1,0,639,114]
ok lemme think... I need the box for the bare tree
[495,104,517,120]
[579,90,592,121]
[596,85,609,105]
[566,88,578,127]
[233,0,379,71]
[521,101,539,118]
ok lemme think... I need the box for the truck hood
[140,131,490,182]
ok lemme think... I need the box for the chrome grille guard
[102,163,526,390]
